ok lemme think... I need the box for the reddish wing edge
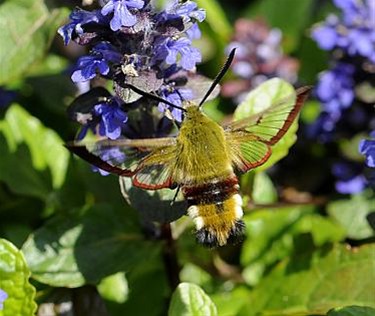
[265,86,312,145]
[65,144,175,190]
[64,144,135,176]
[133,172,174,190]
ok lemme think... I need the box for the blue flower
[359,132,375,168]
[186,23,201,40]
[153,37,201,70]
[58,9,104,45]
[71,55,110,82]
[93,147,126,176]
[316,63,355,115]
[332,161,367,194]
[94,99,128,139]
[312,0,375,62]
[166,0,206,23]
[92,42,123,63]
[335,174,367,194]
[101,0,144,31]
[71,43,121,83]
[311,15,340,50]
[0,87,17,109]
[158,88,193,122]
[0,289,7,310]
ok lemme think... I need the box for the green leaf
[327,192,375,240]
[240,244,375,316]
[251,172,277,204]
[0,105,69,189]
[0,239,37,316]
[210,286,250,316]
[98,272,129,304]
[233,78,299,172]
[22,204,159,287]
[327,306,375,316]
[245,0,314,53]
[180,263,213,289]
[241,206,345,286]
[168,283,218,316]
[0,0,68,84]
[0,135,51,199]
[120,177,187,223]
[105,253,169,316]
[196,0,232,42]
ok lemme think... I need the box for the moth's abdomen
[183,176,245,247]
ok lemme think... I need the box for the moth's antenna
[124,83,186,112]
[199,48,236,108]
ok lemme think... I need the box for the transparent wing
[225,86,311,172]
[225,86,312,145]
[66,137,177,189]
[226,131,271,173]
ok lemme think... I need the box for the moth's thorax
[174,106,232,184]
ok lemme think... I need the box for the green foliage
[22,204,159,287]
[240,244,375,315]
[168,283,218,316]
[327,192,375,240]
[0,239,37,316]
[241,206,346,286]
[0,0,68,84]
[0,105,69,190]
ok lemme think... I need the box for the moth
[66,50,311,247]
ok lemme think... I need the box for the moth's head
[183,102,204,121]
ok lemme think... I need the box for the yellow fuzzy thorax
[173,106,233,184]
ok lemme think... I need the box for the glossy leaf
[241,206,345,285]
[240,244,375,315]
[0,105,69,189]
[120,177,187,223]
[327,192,375,240]
[0,0,68,84]
[0,135,51,200]
[22,204,160,287]
[168,283,217,316]
[0,239,37,316]
[233,78,299,172]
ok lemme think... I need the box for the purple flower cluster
[58,0,206,141]
[312,0,375,62]
[310,0,375,194]
[310,0,375,138]
[0,288,7,310]
[221,19,299,102]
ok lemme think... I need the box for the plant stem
[160,223,181,291]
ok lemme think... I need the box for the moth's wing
[225,131,272,173]
[225,86,312,145]
[65,137,178,189]
[225,86,311,172]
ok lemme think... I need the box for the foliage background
[0,0,374,315]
